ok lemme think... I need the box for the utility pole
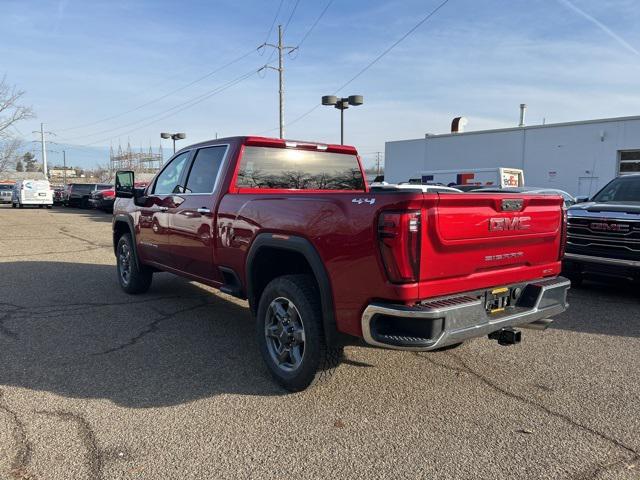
[260,25,297,139]
[41,123,48,177]
[32,124,56,178]
[63,150,67,186]
[375,152,382,176]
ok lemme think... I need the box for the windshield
[592,177,640,203]
[0,184,13,190]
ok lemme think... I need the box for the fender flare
[245,233,340,347]
[113,214,142,270]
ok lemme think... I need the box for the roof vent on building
[451,116,468,133]
[519,104,527,127]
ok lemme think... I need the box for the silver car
[0,183,13,204]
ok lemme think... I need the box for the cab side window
[184,146,227,194]
[153,152,190,195]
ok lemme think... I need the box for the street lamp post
[160,132,186,154]
[321,95,364,145]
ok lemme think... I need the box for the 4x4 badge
[352,198,375,205]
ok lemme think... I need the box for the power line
[56,48,257,135]
[297,0,334,47]
[258,0,452,134]
[263,0,285,45]
[61,63,265,142]
[56,0,288,136]
[283,0,302,33]
[73,67,260,148]
[263,0,302,65]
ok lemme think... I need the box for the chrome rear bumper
[361,277,570,351]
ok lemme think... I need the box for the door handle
[158,206,169,212]
[197,207,211,215]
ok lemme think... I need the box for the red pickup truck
[113,136,569,391]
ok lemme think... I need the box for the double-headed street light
[160,132,186,154]
[321,95,363,145]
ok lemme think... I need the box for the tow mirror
[115,171,134,198]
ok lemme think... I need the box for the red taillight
[559,207,568,260]
[378,210,421,283]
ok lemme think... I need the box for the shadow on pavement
[551,278,640,338]
[0,261,284,406]
[47,205,113,223]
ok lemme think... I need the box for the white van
[12,179,53,208]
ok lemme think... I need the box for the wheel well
[113,220,131,256]
[249,247,316,313]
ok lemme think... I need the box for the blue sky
[3,0,640,169]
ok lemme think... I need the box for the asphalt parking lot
[0,205,639,480]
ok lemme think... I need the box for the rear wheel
[116,233,153,294]
[46,205,52,209]
[256,274,342,391]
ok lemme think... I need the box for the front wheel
[256,274,342,392]
[116,233,153,294]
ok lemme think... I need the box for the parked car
[12,179,53,208]
[563,174,640,285]
[112,136,569,391]
[470,186,576,207]
[0,183,14,204]
[371,183,463,193]
[89,188,116,212]
[65,183,112,208]
[53,188,65,205]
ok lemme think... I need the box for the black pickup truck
[563,174,640,284]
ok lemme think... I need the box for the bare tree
[0,137,22,174]
[0,76,34,175]
[0,76,34,138]
[92,163,113,183]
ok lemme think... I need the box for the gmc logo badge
[489,216,531,231]
[590,222,629,232]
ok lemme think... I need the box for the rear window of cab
[234,146,365,191]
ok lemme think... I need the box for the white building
[384,114,640,197]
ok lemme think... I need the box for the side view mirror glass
[115,171,134,198]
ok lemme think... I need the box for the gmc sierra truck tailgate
[419,193,564,297]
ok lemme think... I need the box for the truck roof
[174,136,358,156]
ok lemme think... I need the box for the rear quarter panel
[216,192,424,336]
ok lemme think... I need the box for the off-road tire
[116,233,153,294]
[256,274,343,392]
